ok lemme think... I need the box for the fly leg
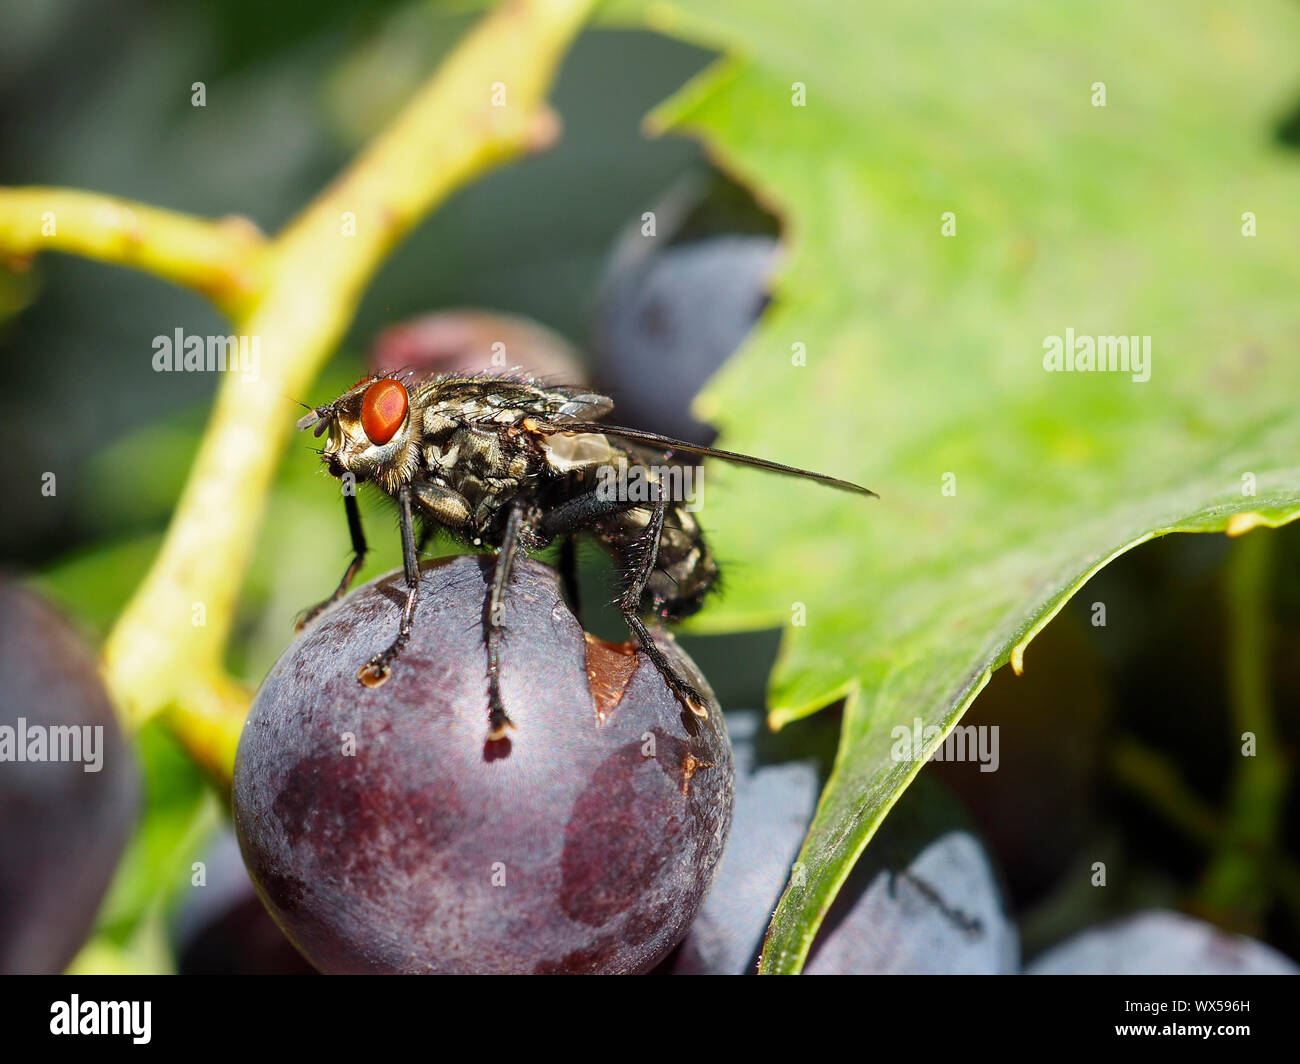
[357,485,420,687]
[540,488,709,720]
[615,493,709,720]
[485,502,526,741]
[297,491,367,629]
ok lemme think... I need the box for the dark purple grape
[1027,911,1299,974]
[233,556,733,974]
[802,815,1018,975]
[0,580,138,974]
[591,236,778,444]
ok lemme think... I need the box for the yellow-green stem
[0,189,265,317]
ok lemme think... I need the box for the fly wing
[534,420,878,498]
[417,374,614,425]
[551,391,615,421]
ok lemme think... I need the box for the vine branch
[0,188,266,316]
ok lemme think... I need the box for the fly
[296,372,876,741]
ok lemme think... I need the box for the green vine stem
[0,0,596,788]
[0,189,266,316]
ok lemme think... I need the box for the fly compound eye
[361,379,408,445]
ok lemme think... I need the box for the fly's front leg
[357,486,420,687]
[297,491,367,629]
[485,503,526,741]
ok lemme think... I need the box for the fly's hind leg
[616,495,709,720]
[540,486,709,720]
[622,612,709,719]
[357,485,420,687]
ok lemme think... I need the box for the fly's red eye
[361,379,408,445]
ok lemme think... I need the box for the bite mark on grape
[583,634,640,722]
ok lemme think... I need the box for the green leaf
[611,0,1300,971]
